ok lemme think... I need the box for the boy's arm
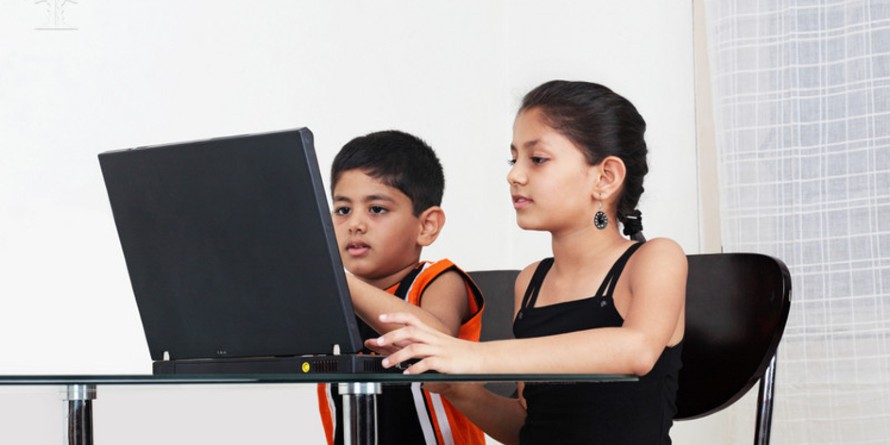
[424,382,526,445]
[347,271,469,337]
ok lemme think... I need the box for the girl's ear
[592,156,627,202]
[416,206,445,247]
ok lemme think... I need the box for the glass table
[0,373,636,445]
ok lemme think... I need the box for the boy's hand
[422,381,484,401]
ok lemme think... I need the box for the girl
[373,80,687,445]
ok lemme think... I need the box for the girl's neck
[550,225,629,271]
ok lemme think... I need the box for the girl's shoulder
[630,237,688,277]
[518,259,545,275]
[637,237,685,257]
[513,259,548,300]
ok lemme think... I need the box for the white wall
[0,1,701,443]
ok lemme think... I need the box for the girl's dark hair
[331,130,444,216]
[520,80,648,241]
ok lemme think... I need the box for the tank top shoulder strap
[595,242,645,299]
[519,258,554,310]
[391,262,425,300]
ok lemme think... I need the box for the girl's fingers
[374,312,453,374]
[390,343,447,371]
[378,312,426,329]
[383,343,427,368]
[375,324,433,349]
[363,339,400,355]
[404,358,432,375]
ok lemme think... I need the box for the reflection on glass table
[0,373,636,445]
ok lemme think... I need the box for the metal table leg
[64,384,96,445]
[338,382,382,445]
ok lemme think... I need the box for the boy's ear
[592,156,627,202]
[416,206,445,247]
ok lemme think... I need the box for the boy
[317,130,485,445]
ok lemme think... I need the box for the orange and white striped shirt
[317,259,485,445]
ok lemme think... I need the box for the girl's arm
[376,238,686,375]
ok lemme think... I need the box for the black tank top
[513,243,682,445]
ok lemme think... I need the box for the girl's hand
[363,334,416,355]
[373,312,484,375]
[362,339,402,356]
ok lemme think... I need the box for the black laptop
[99,128,390,374]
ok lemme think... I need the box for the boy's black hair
[331,130,445,216]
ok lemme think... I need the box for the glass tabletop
[0,373,637,385]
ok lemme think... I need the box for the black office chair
[470,253,792,445]
[470,270,520,344]
[677,253,791,445]
[469,269,520,397]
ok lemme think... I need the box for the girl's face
[508,108,600,233]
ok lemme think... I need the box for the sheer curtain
[704,1,890,443]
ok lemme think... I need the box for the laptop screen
[99,128,363,361]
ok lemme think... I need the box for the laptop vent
[311,359,338,373]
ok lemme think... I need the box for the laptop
[99,127,392,374]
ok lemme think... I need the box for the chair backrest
[469,270,520,343]
[469,254,792,423]
[676,253,792,419]
[468,270,521,398]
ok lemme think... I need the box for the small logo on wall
[34,0,79,31]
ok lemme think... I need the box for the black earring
[594,201,608,230]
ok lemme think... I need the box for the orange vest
[317,259,485,445]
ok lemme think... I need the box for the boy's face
[331,169,424,286]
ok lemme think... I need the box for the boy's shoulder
[414,258,478,295]
[418,258,464,278]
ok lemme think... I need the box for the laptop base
[152,355,402,375]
